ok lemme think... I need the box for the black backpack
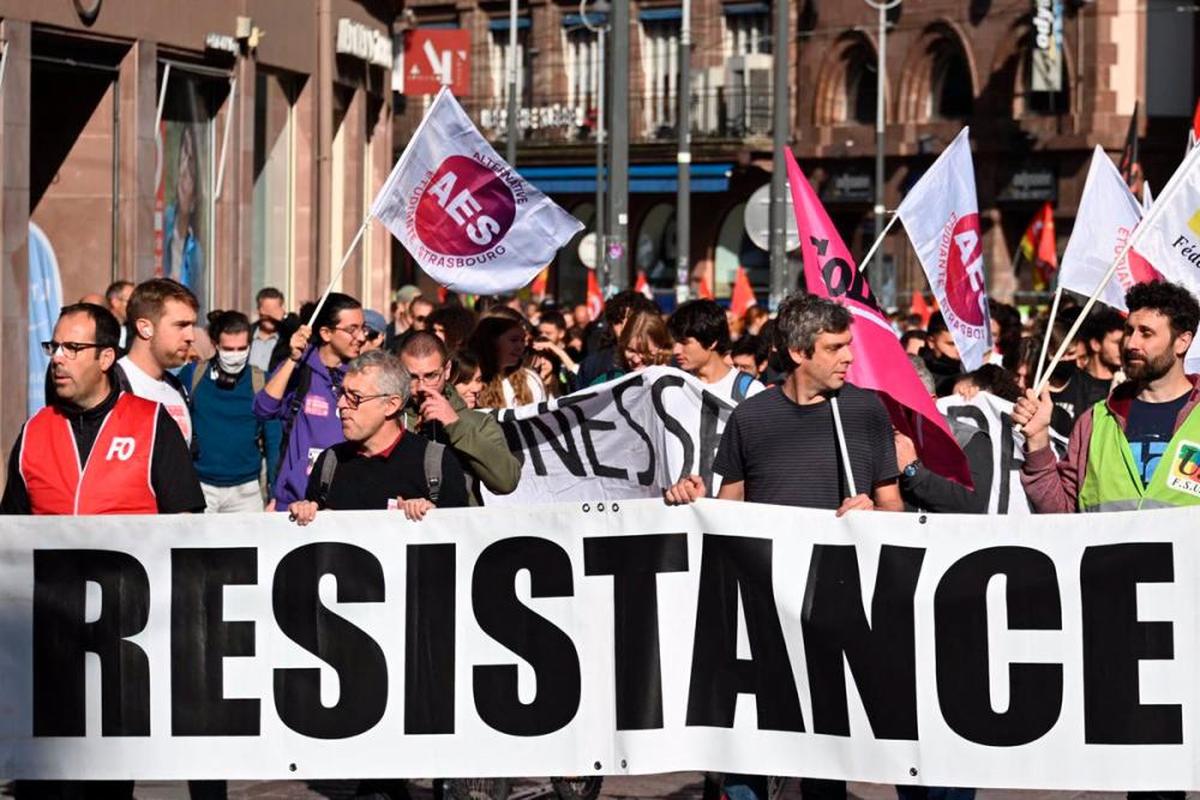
[315,440,446,506]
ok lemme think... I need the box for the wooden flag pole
[1032,285,1064,391]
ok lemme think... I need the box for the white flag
[1059,146,1159,312]
[370,88,583,294]
[1143,179,1154,213]
[896,127,992,370]
[1128,142,1200,372]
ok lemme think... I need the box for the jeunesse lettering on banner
[2,500,1198,788]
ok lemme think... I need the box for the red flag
[698,272,714,300]
[1020,202,1057,291]
[784,149,971,486]
[530,266,549,298]
[634,270,653,300]
[730,266,757,317]
[909,290,932,328]
[1192,98,1200,149]
[586,269,603,321]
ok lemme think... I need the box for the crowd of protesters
[1,271,1198,800]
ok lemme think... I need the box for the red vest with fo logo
[19,392,159,515]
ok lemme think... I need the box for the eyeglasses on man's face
[332,324,368,339]
[333,385,395,410]
[42,341,103,359]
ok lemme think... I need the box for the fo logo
[942,212,987,327]
[415,155,516,257]
[105,437,136,462]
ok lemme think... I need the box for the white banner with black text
[1,500,1198,788]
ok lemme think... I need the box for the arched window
[843,45,878,125]
[930,43,973,119]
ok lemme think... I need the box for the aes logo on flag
[935,211,988,327]
[371,89,583,294]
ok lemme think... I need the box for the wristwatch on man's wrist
[902,459,921,479]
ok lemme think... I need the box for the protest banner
[371,88,583,294]
[481,366,734,504]
[935,391,1031,514]
[3,500,1200,789]
[896,128,993,371]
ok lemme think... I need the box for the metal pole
[596,25,606,280]
[768,0,790,310]
[506,0,518,166]
[865,0,900,279]
[608,0,630,291]
[675,0,692,306]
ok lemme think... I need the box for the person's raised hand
[835,493,875,517]
[419,390,459,427]
[1012,387,1053,451]
[289,325,312,361]
[664,474,707,505]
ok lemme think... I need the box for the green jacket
[401,385,521,503]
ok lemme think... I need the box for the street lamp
[580,0,610,295]
[863,0,900,284]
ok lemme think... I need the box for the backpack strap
[190,361,208,398]
[278,358,313,465]
[732,370,754,403]
[423,440,445,504]
[316,447,339,507]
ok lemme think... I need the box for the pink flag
[785,150,972,486]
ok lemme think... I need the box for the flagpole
[1032,285,1063,391]
[308,216,371,328]
[1033,137,1200,397]
[831,396,858,498]
[858,211,899,273]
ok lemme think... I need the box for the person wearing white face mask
[179,310,268,512]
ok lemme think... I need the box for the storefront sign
[336,18,392,69]
[480,104,586,132]
[204,33,239,56]
[998,166,1057,202]
[403,29,471,96]
[1031,0,1063,92]
[821,171,873,204]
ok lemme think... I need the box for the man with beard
[1015,280,1200,516]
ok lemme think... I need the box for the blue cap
[362,308,388,334]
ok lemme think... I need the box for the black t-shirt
[306,430,469,511]
[1,389,206,515]
[1125,392,1190,487]
[1051,368,1111,438]
[713,383,899,510]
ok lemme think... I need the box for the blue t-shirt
[1125,393,1190,487]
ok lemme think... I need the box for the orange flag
[586,269,603,321]
[1019,202,1058,291]
[530,266,550,298]
[730,266,757,317]
[698,272,714,300]
[634,270,653,300]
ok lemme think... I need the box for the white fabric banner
[2,501,1200,788]
[482,366,735,504]
[370,88,583,294]
[896,128,993,371]
[1059,145,1157,312]
[935,392,1031,515]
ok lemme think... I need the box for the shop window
[157,70,228,314]
[637,203,677,288]
[930,45,973,119]
[252,72,299,301]
[486,25,531,135]
[640,19,680,138]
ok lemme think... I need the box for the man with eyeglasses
[255,292,367,508]
[397,332,520,503]
[2,302,205,518]
[287,350,468,524]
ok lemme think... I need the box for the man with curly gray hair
[288,349,468,524]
